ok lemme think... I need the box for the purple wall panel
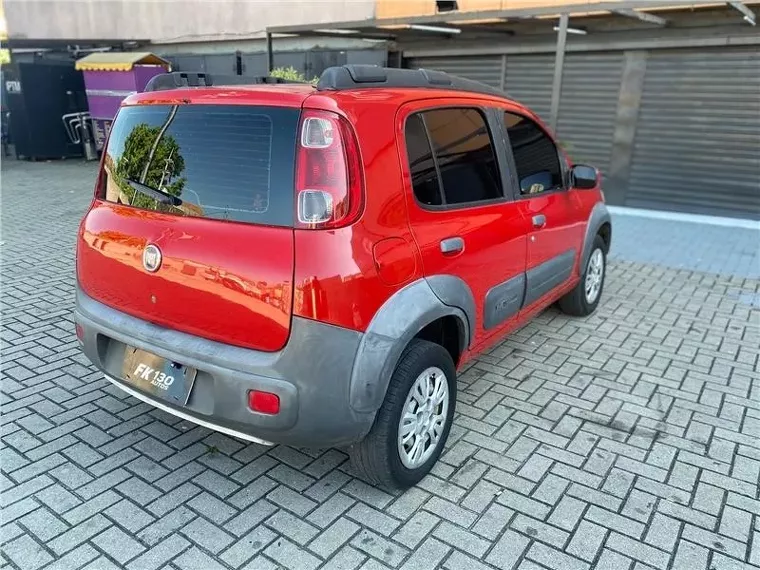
[83,65,166,121]
[83,70,137,91]
[134,65,166,92]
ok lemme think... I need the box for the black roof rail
[144,71,307,92]
[317,65,510,99]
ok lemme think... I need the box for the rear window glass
[102,104,300,226]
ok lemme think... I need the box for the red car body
[75,66,611,487]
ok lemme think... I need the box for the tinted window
[405,114,442,206]
[103,105,300,226]
[423,108,502,205]
[504,112,562,196]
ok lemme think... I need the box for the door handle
[532,214,546,229]
[440,237,464,255]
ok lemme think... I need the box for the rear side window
[102,104,300,226]
[504,112,562,196]
[404,108,503,207]
[405,114,442,206]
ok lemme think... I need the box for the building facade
[392,3,760,219]
[3,0,760,219]
[3,0,385,78]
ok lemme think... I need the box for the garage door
[556,52,624,177]
[503,54,554,122]
[627,48,760,219]
[406,53,555,121]
[404,55,504,88]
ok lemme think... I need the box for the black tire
[349,339,456,489]
[558,234,607,317]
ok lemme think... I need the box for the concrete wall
[4,0,375,42]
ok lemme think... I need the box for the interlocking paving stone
[2,158,759,569]
[90,526,146,564]
[221,529,276,568]
[566,520,607,562]
[126,534,191,570]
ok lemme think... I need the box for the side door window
[504,112,563,196]
[405,108,504,207]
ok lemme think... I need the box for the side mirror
[571,164,599,189]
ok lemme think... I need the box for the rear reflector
[75,323,84,343]
[248,390,280,415]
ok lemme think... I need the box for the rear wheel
[349,339,456,489]
[558,234,606,316]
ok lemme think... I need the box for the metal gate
[556,52,624,176]
[405,55,503,88]
[626,47,760,219]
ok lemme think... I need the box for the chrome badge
[142,244,162,273]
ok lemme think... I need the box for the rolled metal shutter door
[556,52,624,177]
[404,55,503,88]
[627,47,760,219]
[504,54,555,122]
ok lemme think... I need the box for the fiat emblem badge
[142,244,162,273]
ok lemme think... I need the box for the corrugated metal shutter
[627,48,760,219]
[556,52,624,176]
[242,53,268,77]
[169,56,205,72]
[203,54,236,76]
[405,55,503,88]
[504,54,554,121]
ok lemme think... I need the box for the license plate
[122,347,197,405]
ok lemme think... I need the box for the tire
[558,234,606,317]
[349,339,456,489]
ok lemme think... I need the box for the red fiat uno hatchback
[76,65,611,488]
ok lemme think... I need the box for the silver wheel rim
[397,366,449,469]
[585,248,604,304]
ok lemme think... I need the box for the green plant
[270,66,318,85]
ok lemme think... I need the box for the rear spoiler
[144,71,305,92]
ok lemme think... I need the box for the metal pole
[266,32,274,73]
[499,54,507,91]
[549,13,568,133]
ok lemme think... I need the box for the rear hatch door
[77,101,300,351]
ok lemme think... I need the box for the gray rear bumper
[75,288,375,447]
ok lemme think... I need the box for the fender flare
[349,277,472,413]
[580,202,612,275]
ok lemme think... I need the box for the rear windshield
[102,104,299,226]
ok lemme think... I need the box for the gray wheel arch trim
[580,202,612,275]
[349,277,472,413]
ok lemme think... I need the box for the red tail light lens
[295,110,363,229]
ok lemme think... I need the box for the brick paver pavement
[2,159,759,570]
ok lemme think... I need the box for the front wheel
[558,234,607,317]
[349,339,456,489]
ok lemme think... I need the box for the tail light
[295,110,363,229]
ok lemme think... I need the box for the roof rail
[317,65,509,99]
[144,71,306,92]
